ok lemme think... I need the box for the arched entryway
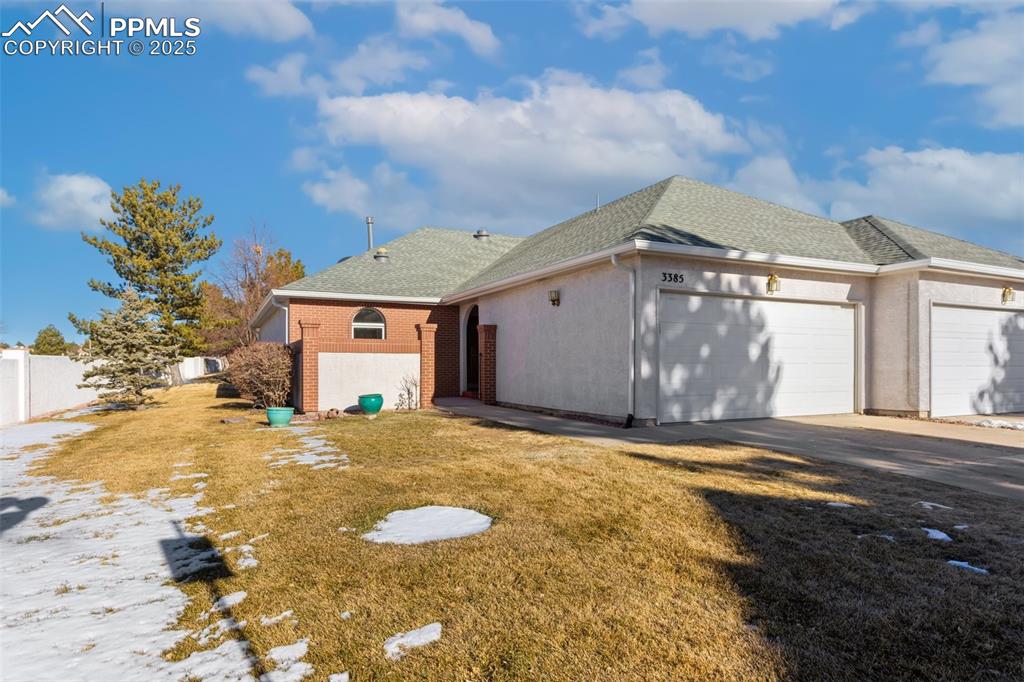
[465,305,479,394]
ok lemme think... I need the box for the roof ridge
[544,175,676,240]
[871,215,1024,263]
[660,174,839,226]
[415,225,525,240]
[852,215,921,261]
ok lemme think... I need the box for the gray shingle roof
[279,228,523,298]
[285,178,1022,301]
[456,175,876,293]
[844,216,1024,270]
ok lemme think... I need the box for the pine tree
[32,325,67,355]
[82,178,220,355]
[74,289,180,408]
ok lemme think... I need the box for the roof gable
[844,216,1024,270]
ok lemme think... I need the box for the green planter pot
[266,407,295,427]
[358,393,384,416]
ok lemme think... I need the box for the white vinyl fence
[0,350,224,426]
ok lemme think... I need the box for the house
[252,175,1024,424]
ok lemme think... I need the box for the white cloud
[827,145,1024,231]
[288,146,325,172]
[829,1,874,30]
[302,166,370,214]
[729,156,823,215]
[579,0,868,41]
[616,47,669,90]
[310,69,746,231]
[0,187,15,208]
[917,12,1024,127]
[731,146,1024,249]
[396,0,499,56]
[896,19,941,48]
[32,173,114,231]
[246,53,323,97]
[247,38,428,98]
[117,0,313,42]
[703,40,774,81]
[331,36,429,94]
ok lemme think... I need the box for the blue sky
[1,0,1022,344]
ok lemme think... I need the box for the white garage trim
[928,302,1024,418]
[655,288,863,424]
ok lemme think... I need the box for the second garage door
[931,305,1024,417]
[658,293,856,423]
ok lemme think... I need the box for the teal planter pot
[358,393,384,416]
[266,407,295,427]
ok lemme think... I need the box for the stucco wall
[635,254,870,421]
[258,306,288,343]
[866,271,919,413]
[318,352,420,412]
[28,355,102,417]
[475,261,631,419]
[1,357,24,426]
[915,272,1024,414]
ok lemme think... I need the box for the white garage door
[931,305,1024,418]
[659,294,855,423]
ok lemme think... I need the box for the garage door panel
[931,306,1024,417]
[659,294,855,423]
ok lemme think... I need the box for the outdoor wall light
[766,273,781,295]
[1002,286,1016,305]
[548,289,561,306]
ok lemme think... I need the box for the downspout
[610,253,636,428]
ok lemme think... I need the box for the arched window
[352,308,386,339]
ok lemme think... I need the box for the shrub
[226,343,293,408]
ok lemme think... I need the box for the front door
[466,306,479,393]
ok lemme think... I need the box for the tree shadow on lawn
[622,443,1024,680]
[0,496,48,535]
[160,521,266,677]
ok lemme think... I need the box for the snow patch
[55,404,127,419]
[329,674,350,682]
[260,610,295,626]
[384,622,442,660]
[1,420,257,681]
[922,528,952,542]
[170,472,208,481]
[975,419,1024,431]
[948,560,989,575]
[193,617,247,645]
[265,427,349,469]
[953,524,969,530]
[220,530,243,540]
[825,501,853,508]
[363,506,492,545]
[915,501,952,511]
[340,611,352,620]
[202,591,247,620]
[261,638,312,682]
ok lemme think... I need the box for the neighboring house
[252,175,1024,424]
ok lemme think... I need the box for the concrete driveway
[436,399,1024,502]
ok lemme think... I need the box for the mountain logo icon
[2,4,95,38]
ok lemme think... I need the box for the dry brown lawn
[39,382,1024,680]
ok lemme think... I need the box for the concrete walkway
[435,399,1024,502]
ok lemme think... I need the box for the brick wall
[289,299,460,408]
